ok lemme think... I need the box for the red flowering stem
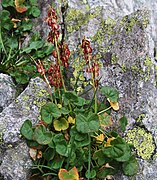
[54,36,66,92]
[87,55,98,113]
[29,56,53,102]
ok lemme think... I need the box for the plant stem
[0,26,8,62]
[97,106,112,115]
[87,133,91,180]
[88,55,97,113]
[66,136,75,170]
[54,36,66,92]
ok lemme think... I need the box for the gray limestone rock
[0,74,17,113]
[0,77,49,180]
[1,0,157,179]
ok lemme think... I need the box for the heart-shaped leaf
[58,166,79,180]
[33,125,53,145]
[103,137,129,158]
[122,156,139,176]
[41,102,61,124]
[76,113,100,133]
[15,0,28,13]
[98,112,113,128]
[20,120,33,140]
[53,118,69,131]
[100,86,119,102]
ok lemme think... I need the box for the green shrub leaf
[43,148,55,161]
[103,137,128,158]
[85,169,96,179]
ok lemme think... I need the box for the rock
[62,0,157,179]
[0,74,17,113]
[0,77,49,179]
[1,0,157,179]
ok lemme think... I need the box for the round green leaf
[122,157,139,176]
[100,86,119,102]
[76,113,100,133]
[31,6,41,17]
[41,102,61,124]
[43,148,55,161]
[20,120,33,140]
[56,142,68,157]
[2,0,14,7]
[53,118,69,131]
[33,125,53,145]
[103,138,128,158]
[85,169,96,179]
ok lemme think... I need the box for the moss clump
[125,126,156,160]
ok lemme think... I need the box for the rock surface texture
[0,77,49,179]
[64,1,157,179]
[1,0,157,179]
[0,74,16,113]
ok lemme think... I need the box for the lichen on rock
[125,126,156,160]
[0,77,49,179]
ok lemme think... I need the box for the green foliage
[20,120,33,140]
[100,86,119,102]
[20,85,137,179]
[119,116,128,131]
[0,0,51,86]
[76,113,100,133]
[19,5,139,180]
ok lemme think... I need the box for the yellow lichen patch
[66,7,100,33]
[22,95,29,101]
[125,127,156,159]
[37,89,49,97]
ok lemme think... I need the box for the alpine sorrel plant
[20,6,139,180]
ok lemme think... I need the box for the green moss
[125,127,155,159]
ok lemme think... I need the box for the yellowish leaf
[15,0,28,13]
[98,112,113,128]
[104,137,115,147]
[58,166,79,180]
[68,116,75,124]
[107,98,119,111]
[53,118,69,131]
[95,134,105,144]
[11,18,21,28]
